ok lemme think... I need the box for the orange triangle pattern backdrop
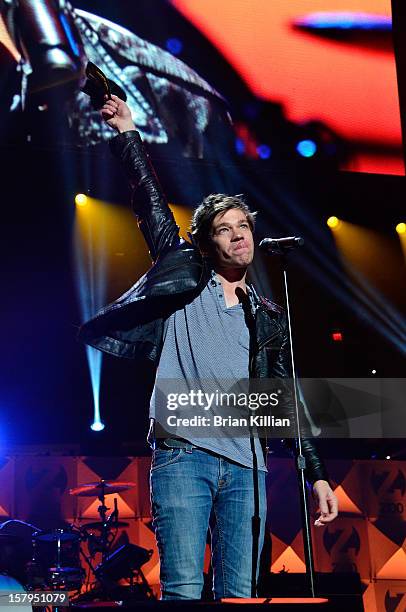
[0,456,405,611]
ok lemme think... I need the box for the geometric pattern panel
[76,457,142,520]
[361,582,378,612]
[131,457,152,519]
[332,484,363,515]
[361,460,406,521]
[271,531,306,574]
[14,456,77,528]
[327,460,365,516]
[312,516,371,580]
[2,454,406,600]
[364,579,406,612]
[368,521,406,580]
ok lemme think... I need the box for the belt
[157,437,197,451]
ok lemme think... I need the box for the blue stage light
[257,144,272,159]
[294,12,391,31]
[166,38,183,55]
[235,138,245,155]
[91,421,105,432]
[60,13,81,56]
[74,203,107,435]
[86,345,104,432]
[296,139,317,158]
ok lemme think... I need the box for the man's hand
[100,94,136,133]
[312,480,338,526]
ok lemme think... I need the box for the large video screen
[1,0,403,174]
[172,0,404,175]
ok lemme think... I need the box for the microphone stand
[261,241,316,597]
[280,252,316,597]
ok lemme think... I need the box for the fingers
[314,492,338,526]
[314,513,336,526]
[314,512,334,526]
[100,95,134,131]
[105,94,122,107]
[100,98,119,125]
[318,494,329,516]
[101,108,115,118]
[102,97,119,115]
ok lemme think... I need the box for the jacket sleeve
[271,317,330,486]
[109,130,181,262]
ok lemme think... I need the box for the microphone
[258,236,304,254]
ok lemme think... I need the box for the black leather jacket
[79,130,329,485]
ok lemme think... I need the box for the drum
[0,574,32,612]
[29,528,84,591]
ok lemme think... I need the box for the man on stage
[80,94,338,600]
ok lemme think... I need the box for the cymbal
[33,529,80,543]
[83,521,129,530]
[69,480,136,497]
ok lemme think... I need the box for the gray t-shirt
[150,271,266,471]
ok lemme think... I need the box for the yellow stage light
[75,193,88,206]
[395,222,406,235]
[327,216,340,229]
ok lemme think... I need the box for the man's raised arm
[101,94,180,262]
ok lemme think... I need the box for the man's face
[208,208,254,270]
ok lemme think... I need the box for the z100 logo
[384,588,406,612]
[323,526,360,573]
[371,469,405,515]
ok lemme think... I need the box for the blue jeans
[150,442,267,600]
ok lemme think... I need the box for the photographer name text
[166,415,290,428]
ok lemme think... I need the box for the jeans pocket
[151,447,183,471]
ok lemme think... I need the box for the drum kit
[0,480,155,604]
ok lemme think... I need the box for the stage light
[166,38,183,55]
[257,144,272,159]
[396,222,406,235]
[385,455,391,460]
[371,369,377,375]
[91,421,105,432]
[296,139,317,158]
[331,331,343,342]
[75,193,88,206]
[74,199,192,437]
[294,12,392,31]
[235,137,245,155]
[327,216,341,230]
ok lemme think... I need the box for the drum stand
[68,479,154,603]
